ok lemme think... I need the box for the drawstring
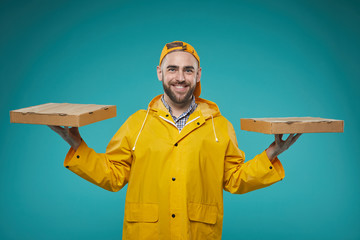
[132,107,150,151]
[211,115,219,142]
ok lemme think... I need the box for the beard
[162,76,197,105]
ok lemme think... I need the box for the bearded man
[50,41,301,240]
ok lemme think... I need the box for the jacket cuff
[259,150,285,180]
[64,140,88,169]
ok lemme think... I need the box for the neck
[164,95,192,118]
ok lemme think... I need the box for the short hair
[160,51,199,72]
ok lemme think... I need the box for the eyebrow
[167,65,178,69]
[184,66,195,70]
[166,65,195,70]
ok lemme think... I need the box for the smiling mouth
[171,83,189,90]
[174,85,187,89]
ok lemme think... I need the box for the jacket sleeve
[223,121,285,194]
[63,119,134,192]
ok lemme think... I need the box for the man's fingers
[48,125,70,138]
[69,127,81,139]
[285,133,302,147]
[286,134,295,143]
[48,125,64,133]
[69,127,79,134]
[290,133,302,145]
[48,125,58,130]
[275,134,282,144]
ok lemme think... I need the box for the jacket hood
[148,95,221,119]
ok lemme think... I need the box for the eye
[168,68,175,72]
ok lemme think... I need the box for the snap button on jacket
[64,95,285,240]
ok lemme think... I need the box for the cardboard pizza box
[10,103,116,127]
[240,117,344,134]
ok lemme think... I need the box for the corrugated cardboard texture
[10,103,117,127]
[240,117,344,134]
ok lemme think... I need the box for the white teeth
[174,85,185,89]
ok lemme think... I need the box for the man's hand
[266,134,302,161]
[48,126,82,150]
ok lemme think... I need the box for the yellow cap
[159,41,201,97]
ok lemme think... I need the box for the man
[50,41,301,240]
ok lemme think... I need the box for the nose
[176,70,185,81]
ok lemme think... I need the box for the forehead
[163,51,198,67]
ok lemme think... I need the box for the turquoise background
[1,0,359,239]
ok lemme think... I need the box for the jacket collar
[148,94,221,120]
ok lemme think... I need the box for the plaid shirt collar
[161,95,197,131]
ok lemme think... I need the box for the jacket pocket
[188,202,218,239]
[124,202,159,240]
[125,202,159,222]
[188,202,218,224]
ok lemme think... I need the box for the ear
[196,67,202,83]
[157,66,162,81]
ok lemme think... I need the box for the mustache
[170,81,189,86]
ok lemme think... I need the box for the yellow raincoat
[64,95,284,240]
